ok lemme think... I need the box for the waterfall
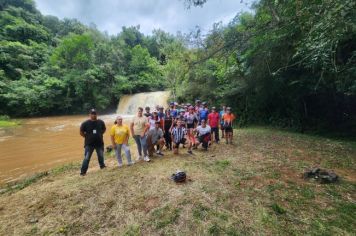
[116,91,171,115]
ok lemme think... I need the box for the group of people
[79,100,236,175]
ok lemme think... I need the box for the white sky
[34,0,254,35]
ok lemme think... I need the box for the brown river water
[0,91,170,186]
[0,114,131,185]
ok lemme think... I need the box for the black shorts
[174,138,186,148]
[220,124,225,130]
[225,126,233,133]
[187,123,194,129]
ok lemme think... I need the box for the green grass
[0,120,19,127]
[0,115,20,127]
[0,127,355,235]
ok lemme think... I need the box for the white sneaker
[144,156,150,162]
[156,150,160,154]
[137,155,143,161]
[118,163,123,167]
[128,161,134,166]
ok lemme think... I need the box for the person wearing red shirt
[208,107,220,143]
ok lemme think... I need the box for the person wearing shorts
[147,121,165,157]
[219,105,226,138]
[185,106,198,154]
[195,119,211,151]
[208,106,220,143]
[222,107,236,144]
[171,120,187,154]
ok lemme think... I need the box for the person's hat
[195,99,201,103]
[90,108,97,114]
[202,101,207,105]
[212,106,216,110]
[159,106,164,109]
[189,106,194,110]
[170,102,174,106]
[227,107,231,110]
[145,106,150,110]
[153,109,158,113]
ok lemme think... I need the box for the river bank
[0,116,19,128]
[0,127,355,235]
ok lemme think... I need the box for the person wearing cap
[208,106,220,143]
[222,107,236,144]
[144,106,152,118]
[194,100,202,114]
[110,116,133,167]
[158,106,165,129]
[130,107,150,162]
[195,119,211,151]
[219,105,227,139]
[148,109,160,130]
[79,109,106,176]
[147,121,165,157]
[199,102,209,125]
[185,106,199,154]
[169,102,178,118]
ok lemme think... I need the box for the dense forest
[0,0,355,133]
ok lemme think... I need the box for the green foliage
[174,0,356,133]
[0,1,174,117]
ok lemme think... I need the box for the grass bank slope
[0,127,355,235]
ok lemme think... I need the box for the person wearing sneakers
[164,109,174,150]
[147,121,165,157]
[219,105,227,139]
[79,109,106,176]
[171,120,187,154]
[208,106,220,143]
[110,116,133,167]
[195,119,211,151]
[185,106,198,154]
[223,107,236,144]
[130,107,150,162]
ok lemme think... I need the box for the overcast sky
[34,0,254,36]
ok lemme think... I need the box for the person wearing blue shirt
[199,102,209,124]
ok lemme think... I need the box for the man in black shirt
[80,109,106,175]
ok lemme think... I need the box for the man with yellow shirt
[110,116,133,167]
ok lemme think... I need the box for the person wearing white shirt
[195,119,211,150]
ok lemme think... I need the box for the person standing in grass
[208,106,220,143]
[110,116,133,167]
[219,105,227,139]
[130,107,150,162]
[79,109,106,176]
[163,109,173,150]
[223,107,236,144]
[185,106,198,154]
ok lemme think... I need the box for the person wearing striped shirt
[171,120,187,154]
